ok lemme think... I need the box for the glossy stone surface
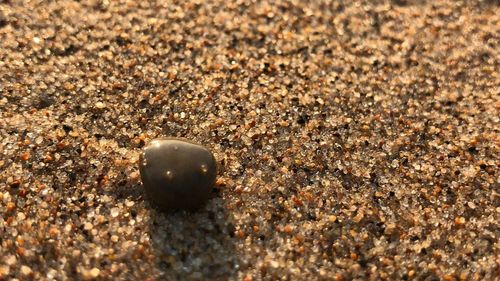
[139,138,217,210]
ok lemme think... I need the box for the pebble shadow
[104,153,238,280]
[148,197,239,281]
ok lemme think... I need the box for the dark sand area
[0,0,499,280]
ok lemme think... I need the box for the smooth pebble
[139,138,217,210]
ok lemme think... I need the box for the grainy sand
[0,1,499,280]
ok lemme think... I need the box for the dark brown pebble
[139,138,217,210]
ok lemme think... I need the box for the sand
[0,0,499,280]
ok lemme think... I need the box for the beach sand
[0,0,498,280]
